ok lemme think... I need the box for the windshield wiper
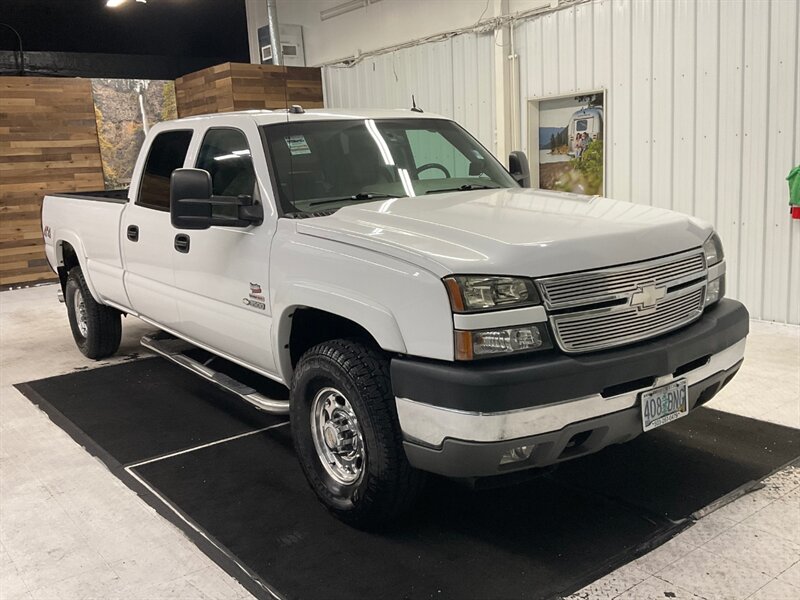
[425,184,500,195]
[309,192,403,207]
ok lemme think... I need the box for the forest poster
[91,79,178,190]
[537,93,604,195]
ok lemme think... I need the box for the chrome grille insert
[538,250,707,311]
[538,250,707,353]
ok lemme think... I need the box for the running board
[140,333,290,415]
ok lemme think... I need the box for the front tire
[64,267,121,359]
[290,339,425,528]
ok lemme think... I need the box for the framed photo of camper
[527,91,606,196]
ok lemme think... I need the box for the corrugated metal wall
[322,33,497,152]
[323,0,799,324]
[517,0,800,323]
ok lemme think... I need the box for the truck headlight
[443,275,540,312]
[703,232,724,267]
[455,324,552,360]
[703,232,726,307]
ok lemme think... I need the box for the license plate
[641,379,689,432]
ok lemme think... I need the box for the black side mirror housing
[170,168,263,230]
[508,151,531,188]
[170,168,212,230]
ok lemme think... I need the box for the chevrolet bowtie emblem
[630,283,667,311]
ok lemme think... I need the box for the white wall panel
[322,33,496,152]
[789,0,800,325]
[630,0,652,209]
[610,0,632,201]
[518,0,800,324]
[322,0,798,324]
[672,0,697,217]
[650,0,675,211]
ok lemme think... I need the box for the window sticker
[284,135,311,155]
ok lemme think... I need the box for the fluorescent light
[107,0,146,7]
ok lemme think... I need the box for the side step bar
[141,332,290,415]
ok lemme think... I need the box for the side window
[137,130,193,211]
[406,129,472,179]
[196,129,256,197]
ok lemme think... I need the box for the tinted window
[137,130,193,211]
[195,128,256,197]
[575,119,588,132]
[262,119,517,216]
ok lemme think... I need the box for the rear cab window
[137,130,193,211]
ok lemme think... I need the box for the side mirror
[170,168,213,230]
[170,168,263,230]
[508,151,531,188]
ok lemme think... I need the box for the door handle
[174,233,190,254]
[127,225,139,242]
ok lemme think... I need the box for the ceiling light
[106,0,146,7]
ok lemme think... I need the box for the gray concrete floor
[1,284,798,600]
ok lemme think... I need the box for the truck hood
[295,188,712,278]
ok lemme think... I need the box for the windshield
[261,118,518,215]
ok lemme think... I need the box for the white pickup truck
[42,108,748,527]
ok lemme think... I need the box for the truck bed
[42,191,130,309]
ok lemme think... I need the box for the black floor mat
[19,358,283,464]
[16,358,800,600]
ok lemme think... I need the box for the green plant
[575,140,603,195]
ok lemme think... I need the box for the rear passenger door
[121,129,192,328]
[170,125,278,374]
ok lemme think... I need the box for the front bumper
[391,299,749,477]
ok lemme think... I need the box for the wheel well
[289,308,379,367]
[57,242,80,294]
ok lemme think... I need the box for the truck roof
[168,108,448,126]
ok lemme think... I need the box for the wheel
[290,339,425,528]
[64,266,121,359]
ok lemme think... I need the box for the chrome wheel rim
[74,289,88,338]
[310,387,365,486]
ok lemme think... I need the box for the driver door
[170,124,278,375]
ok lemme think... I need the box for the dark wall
[0,0,249,79]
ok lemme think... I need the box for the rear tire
[290,339,425,528]
[64,266,121,359]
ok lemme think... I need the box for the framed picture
[91,79,178,190]
[527,91,605,196]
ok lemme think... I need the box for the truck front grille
[537,250,707,354]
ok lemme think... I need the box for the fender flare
[53,231,101,303]
[273,281,407,382]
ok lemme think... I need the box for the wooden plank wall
[175,63,323,117]
[0,77,104,288]
[0,64,322,288]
